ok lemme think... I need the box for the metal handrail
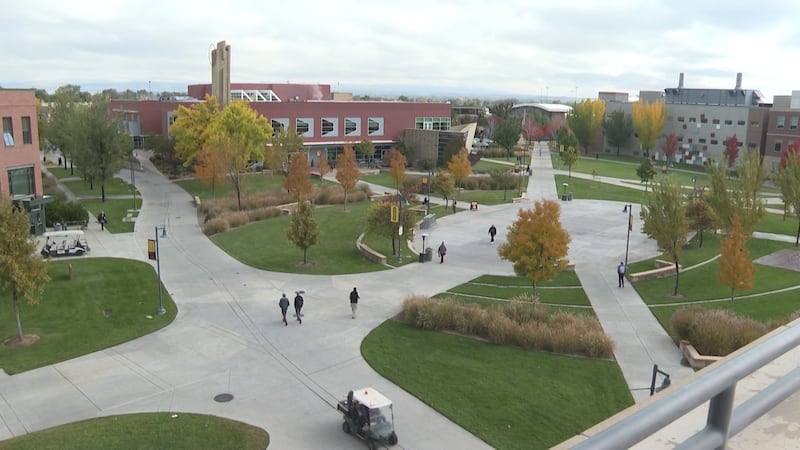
[572,322,800,449]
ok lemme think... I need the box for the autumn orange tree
[336,143,360,211]
[566,98,605,154]
[662,132,679,163]
[717,215,755,303]
[631,99,666,156]
[194,143,227,197]
[317,155,330,185]
[447,148,472,195]
[285,152,313,201]
[389,148,407,191]
[0,199,50,343]
[170,95,221,166]
[498,200,571,295]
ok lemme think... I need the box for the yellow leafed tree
[447,148,472,193]
[566,99,605,154]
[170,95,220,166]
[389,148,407,190]
[631,100,666,154]
[335,143,360,211]
[717,215,755,303]
[194,142,227,198]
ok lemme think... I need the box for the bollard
[68,263,73,280]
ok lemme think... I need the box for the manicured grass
[45,167,76,180]
[471,271,582,287]
[211,201,388,274]
[438,273,592,310]
[447,283,589,306]
[554,175,646,203]
[361,232,418,267]
[632,238,798,305]
[175,173,288,200]
[0,259,176,375]
[362,320,632,450]
[62,175,138,197]
[361,173,529,205]
[472,159,514,172]
[0,413,268,450]
[360,173,402,190]
[80,199,142,233]
[756,211,800,237]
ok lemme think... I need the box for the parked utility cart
[337,387,398,449]
[40,230,90,258]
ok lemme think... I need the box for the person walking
[617,262,627,288]
[349,287,360,319]
[488,224,497,243]
[452,199,457,214]
[278,293,290,326]
[98,211,107,231]
[438,241,447,264]
[294,291,304,324]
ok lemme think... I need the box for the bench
[277,202,298,215]
[680,340,721,369]
[62,220,88,231]
[193,196,201,207]
[628,263,681,282]
[356,232,387,264]
[512,192,527,203]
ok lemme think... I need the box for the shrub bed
[670,306,769,356]
[402,295,614,359]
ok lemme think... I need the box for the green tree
[286,200,320,265]
[560,145,579,178]
[686,197,714,248]
[0,199,50,342]
[636,158,657,192]
[640,177,688,296]
[41,85,82,174]
[774,143,800,245]
[388,148,407,191]
[285,151,313,201]
[489,169,517,201]
[365,200,415,256]
[447,148,472,193]
[212,101,272,210]
[498,200,571,295]
[706,150,766,236]
[602,110,632,156]
[267,126,304,175]
[494,116,522,159]
[443,135,465,164]
[170,95,221,166]
[355,139,375,164]
[73,95,133,201]
[431,171,456,207]
[567,99,606,154]
[335,143,360,211]
[631,100,666,156]
[717,215,755,303]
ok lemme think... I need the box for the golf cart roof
[352,388,392,409]
[43,230,86,239]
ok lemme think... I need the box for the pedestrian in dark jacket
[488,224,497,243]
[452,199,457,214]
[98,211,107,231]
[438,241,447,264]
[617,262,627,288]
[279,293,290,326]
[350,287,360,319]
[294,291,304,324]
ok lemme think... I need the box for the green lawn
[0,259,176,375]
[62,175,138,198]
[473,159,514,172]
[175,173,288,200]
[361,173,529,205]
[0,413,268,450]
[362,320,632,450]
[80,199,142,233]
[211,201,388,274]
[756,211,800,237]
[554,175,646,203]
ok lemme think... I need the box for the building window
[699,138,706,144]
[415,117,450,131]
[8,166,34,196]
[689,117,696,123]
[345,118,360,136]
[712,119,720,124]
[2,117,14,146]
[700,115,708,123]
[321,118,337,136]
[271,118,289,136]
[791,117,799,130]
[710,139,718,145]
[737,120,746,126]
[296,118,313,137]
[367,117,384,136]
[677,116,685,122]
[21,116,32,144]
[775,140,782,153]
[750,120,759,126]
[724,119,733,125]
[777,116,785,129]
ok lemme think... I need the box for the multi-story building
[763,91,800,170]
[0,88,47,234]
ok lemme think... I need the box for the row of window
[2,116,33,147]
[673,116,746,126]
[677,136,743,146]
[776,116,800,130]
[270,117,386,138]
[7,166,35,196]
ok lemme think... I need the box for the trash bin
[561,194,567,201]
[419,252,425,263]
[568,192,573,201]
[425,247,433,262]
[54,222,62,231]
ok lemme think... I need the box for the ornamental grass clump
[401,296,614,359]
[671,307,768,356]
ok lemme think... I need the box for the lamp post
[421,232,428,263]
[622,204,632,267]
[130,150,136,211]
[425,169,433,216]
[154,225,167,315]
[396,194,403,265]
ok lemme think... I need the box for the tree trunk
[343,191,348,211]
[730,287,735,303]
[616,147,620,157]
[699,229,704,248]
[532,280,537,295]
[673,261,680,296]
[101,184,106,202]
[391,236,396,255]
[303,248,307,264]
[795,220,799,246]
[13,288,23,341]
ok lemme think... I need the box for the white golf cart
[40,230,90,258]
[337,387,398,449]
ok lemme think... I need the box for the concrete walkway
[0,144,750,447]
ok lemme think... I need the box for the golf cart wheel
[367,439,378,450]
[342,421,351,434]
[389,432,398,445]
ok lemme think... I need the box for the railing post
[708,386,736,450]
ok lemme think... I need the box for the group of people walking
[278,287,361,325]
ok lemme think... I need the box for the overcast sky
[3,0,798,102]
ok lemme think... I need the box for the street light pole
[154,225,167,315]
[426,169,433,216]
[623,204,632,267]
[397,193,403,264]
[131,150,136,211]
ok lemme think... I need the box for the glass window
[698,138,706,144]
[777,116,785,129]
[689,117,696,123]
[677,116,685,122]
[296,119,310,136]
[367,117,383,136]
[791,117,799,130]
[321,118,336,136]
[271,119,285,134]
[712,119,720,124]
[21,116,32,144]
[8,166,34,196]
[775,140,782,153]
[2,117,14,146]
[710,139,718,145]
[724,119,733,125]
[345,118,360,136]
[737,120,746,126]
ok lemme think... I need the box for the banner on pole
[148,239,157,260]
